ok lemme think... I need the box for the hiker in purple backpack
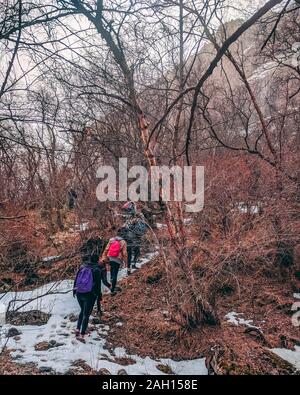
[73,251,110,342]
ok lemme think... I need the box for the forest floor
[103,257,300,374]
[1,215,300,375]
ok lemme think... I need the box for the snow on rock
[0,303,6,326]
[74,222,89,232]
[271,346,300,370]
[156,223,167,229]
[225,312,259,329]
[294,293,300,300]
[248,61,278,82]
[0,251,207,375]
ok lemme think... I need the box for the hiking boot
[75,329,80,337]
[132,264,138,269]
[127,270,131,276]
[115,286,122,292]
[77,334,86,343]
[110,291,117,296]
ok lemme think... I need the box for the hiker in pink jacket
[101,230,128,296]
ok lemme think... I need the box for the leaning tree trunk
[76,2,219,328]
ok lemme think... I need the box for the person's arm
[92,269,102,314]
[93,268,102,299]
[73,270,79,297]
[121,240,128,266]
[101,241,110,262]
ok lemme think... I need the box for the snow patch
[43,255,61,262]
[271,346,300,370]
[225,312,259,329]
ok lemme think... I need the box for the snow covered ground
[0,252,207,375]
[225,308,300,371]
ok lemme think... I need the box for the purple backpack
[75,266,93,293]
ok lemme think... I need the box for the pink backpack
[108,239,121,258]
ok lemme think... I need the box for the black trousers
[76,292,96,335]
[127,246,140,268]
[109,260,120,292]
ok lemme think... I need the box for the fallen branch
[0,215,27,221]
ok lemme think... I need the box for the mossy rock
[156,364,175,375]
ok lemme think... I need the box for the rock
[13,336,21,341]
[12,354,23,360]
[117,369,128,375]
[72,359,91,372]
[34,340,64,351]
[156,364,174,375]
[7,310,50,326]
[68,314,78,322]
[56,342,65,347]
[146,272,162,284]
[90,317,101,325]
[98,368,111,375]
[7,327,22,337]
[39,366,53,373]
[35,341,52,351]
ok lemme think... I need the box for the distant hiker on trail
[119,226,141,275]
[68,188,77,210]
[101,230,127,296]
[73,243,111,342]
[122,201,136,216]
[121,202,149,275]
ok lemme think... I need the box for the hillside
[1,0,300,378]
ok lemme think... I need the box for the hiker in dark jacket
[73,253,109,342]
[119,226,141,275]
[121,214,149,275]
[68,188,77,210]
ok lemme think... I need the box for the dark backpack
[75,266,93,293]
[131,220,148,236]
